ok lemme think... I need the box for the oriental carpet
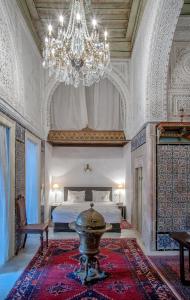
[7,239,178,300]
[150,255,190,300]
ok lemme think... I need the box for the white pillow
[92,190,111,202]
[67,190,85,203]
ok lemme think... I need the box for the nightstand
[117,204,126,220]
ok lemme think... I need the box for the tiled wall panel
[15,124,25,252]
[15,140,25,197]
[157,145,190,250]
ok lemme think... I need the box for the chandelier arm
[80,0,90,39]
[66,0,75,38]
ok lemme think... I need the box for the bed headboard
[64,187,112,202]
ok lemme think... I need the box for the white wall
[44,142,53,221]
[47,147,126,204]
[123,143,132,222]
[130,0,156,137]
[130,124,156,251]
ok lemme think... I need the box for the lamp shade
[117,183,124,189]
[53,183,59,189]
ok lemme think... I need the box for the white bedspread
[52,202,121,223]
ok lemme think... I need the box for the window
[0,124,10,265]
[25,136,40,224]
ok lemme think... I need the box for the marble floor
[0,227,176,300]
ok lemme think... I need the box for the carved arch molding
[168,43,190,119]
[146,0,183,121]
[42,64,130,138]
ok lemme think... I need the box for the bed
[52,187,122,233]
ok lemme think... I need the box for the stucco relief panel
[169,93,190,119]
[171,42,190,89]
[168,42,190,120]
[0,6,16,105]
[0,0,43,136]
[18,22,42,133]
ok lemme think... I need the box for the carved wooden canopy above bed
[48,128,128,147]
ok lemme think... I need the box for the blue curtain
[26,139,39,224]
[0,125,10,266]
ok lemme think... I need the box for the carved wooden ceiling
[17,0,189,59]
[17,0,145,59]
[181,0,190,15]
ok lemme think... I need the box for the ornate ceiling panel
[17,0,144,59]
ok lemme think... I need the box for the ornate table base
[75,254,108,284]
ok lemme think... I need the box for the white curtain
[51,84,88,130]
[86,79,122,130]
[0,124,10,266]
[50,79,123,130]
[26,140,39,224]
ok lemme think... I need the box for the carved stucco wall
[168,17,190,121]
[0,0,43,136]
[130,0,183,137]
[130,0,183,251]
[0,1,21,111]
[146,0,183,122]
[42,60,130,139]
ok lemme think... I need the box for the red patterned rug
[149,255,190,300]
[120,220,133,229]
[7,239,178,300]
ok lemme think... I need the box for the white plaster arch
[106,65,130,131]
[145,0,183,121]
[42,66,130,138]
[0,0,24,111]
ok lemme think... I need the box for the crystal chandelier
[42,0,111,88]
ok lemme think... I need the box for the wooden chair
[16,195,48,254]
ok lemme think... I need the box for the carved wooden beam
[48,129,128,146]
[157,122,190,139]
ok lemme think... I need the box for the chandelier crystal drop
[42,0,111,88]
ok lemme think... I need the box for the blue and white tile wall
[157,145,190,250]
